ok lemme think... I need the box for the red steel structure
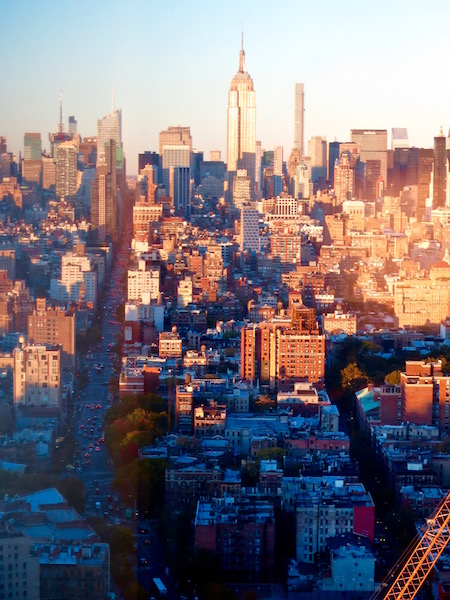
[371,493,450,600]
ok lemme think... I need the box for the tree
[254,394,275,413]
[256,447,285,466]
[112,458,167,515]
[385,369,401,385]
[341,362,368,391]
[56,477,86,514]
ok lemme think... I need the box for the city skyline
[2,0,450,174]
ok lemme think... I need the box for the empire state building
[227,37,256,179]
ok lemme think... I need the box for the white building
[127,261,160,302]
[178,277,193,307]
[13,344,62,412]
[50,248,98,306]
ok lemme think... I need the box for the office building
[55,141,77,199]
[434,129,447,209]
[24,132,42,160]
[227,36,256,183]
[159,126,192,156]
[97,108,123,167]
[210,150,221,161]
[169,165,191,217]
[91,161,115,242]
[233,169,252,209]
[334,152,355,205]
[350,129,387,197]
[293,160,311,199]
[240,204,260,252]
[417,148,434,222]
[328,141,340,183]
[22,160,42,184]
[294,83,305,156]
[308,136,327,183]
[138,150,159,176]
[273,145,283,176]
[79,136,97,167]
[68,115,77,136]
[391,127,409,150]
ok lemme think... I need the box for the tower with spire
[227,33,256,192]
[48,91,74,158]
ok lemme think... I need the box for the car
[144,538,151,545]
[96,404,101,409]
[85,459,91,465]
[84,453,89,458]
[139,557,147,566]
[95,446,101,452]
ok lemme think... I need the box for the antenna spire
[239,29,245,72]
[58,90,63,134]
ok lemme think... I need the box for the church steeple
[239,31,245,73]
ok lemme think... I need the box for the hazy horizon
[2,0,450,174]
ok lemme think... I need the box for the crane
[370,492,450,600]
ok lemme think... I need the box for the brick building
[195,497,275,580]
[28,298,76,368]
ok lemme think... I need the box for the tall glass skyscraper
[227,37,256,178]
[97,109,123,167]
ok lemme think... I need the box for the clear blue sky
[1,0,449,174]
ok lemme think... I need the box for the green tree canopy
[341,361,368,391]
[385,369,401,385]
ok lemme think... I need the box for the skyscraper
[350,129,387,199]
[433,129,447,209]
[159,125,192,213]
[328,141,340,183]
[308,136,327,184]
[97,109,122,167]
[273,146,283,177]
[391,128,409,151]
[159,126,192,156]
[294,83,304,156]
[91,139,117,241]
[55,141,77,199]
[68,116,77,137]
[227,35,256,183]
[91,163,113,242]
[334,153,355,205]
[24,133,42,161]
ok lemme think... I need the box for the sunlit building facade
[227,38,256,179]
